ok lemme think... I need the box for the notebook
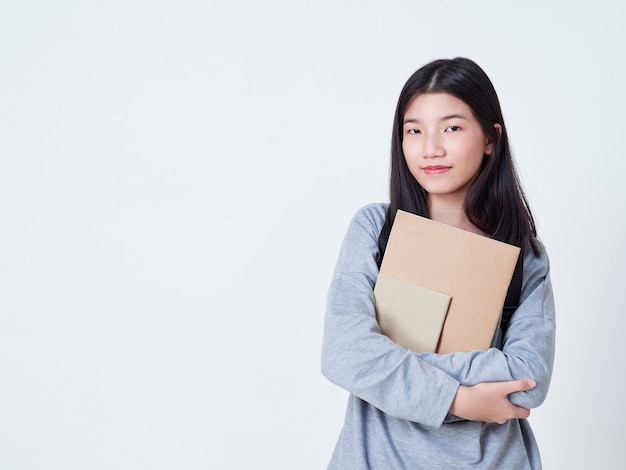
[375,210,521,353]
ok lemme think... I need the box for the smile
[423,165,450,175]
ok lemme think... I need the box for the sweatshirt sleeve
[321,205,460,427]
[412,243,556,410]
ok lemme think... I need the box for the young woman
[321,58,556,469]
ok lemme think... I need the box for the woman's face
[402,92,493,204]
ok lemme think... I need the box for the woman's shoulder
[350,202,389,230]
[521,238,552,299]
[337,203,389,251]
[523,238,551,271]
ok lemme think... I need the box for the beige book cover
[375,274,451,352]
[376,210,521,354]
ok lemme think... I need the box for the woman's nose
[423,133,444,158]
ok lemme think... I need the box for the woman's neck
[428,196,484,235]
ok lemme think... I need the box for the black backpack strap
[501,253,523,335]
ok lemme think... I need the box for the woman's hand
[449,379,536,424]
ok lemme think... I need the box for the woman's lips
[423,165,450,175]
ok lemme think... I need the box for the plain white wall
[1,1,624,468]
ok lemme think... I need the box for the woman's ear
[494,123,502,138]
[485,123,502,155]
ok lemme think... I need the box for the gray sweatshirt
[321,203,556,469]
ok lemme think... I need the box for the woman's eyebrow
[441,113,469,121]
[403,113,469,125]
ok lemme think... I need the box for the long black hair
[378,57,538,261]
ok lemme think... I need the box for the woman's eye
[446,125,461,132]
[407,129,420,135]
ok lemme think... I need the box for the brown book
[374,274,451,352]
[375,210,520,353]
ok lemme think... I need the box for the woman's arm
[322,205,555,425]
[415,244,556,410]
[321,205,460,427]
[450,379,536,423]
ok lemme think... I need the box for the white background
[1,1,624,469]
